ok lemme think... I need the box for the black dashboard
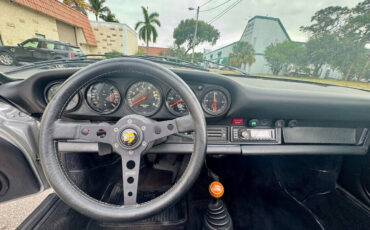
[0,67,370,156]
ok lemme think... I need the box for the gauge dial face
[202,89,228,116]
[126,81,162,116]
[45,82,80,111]
[166,89,188,116]
[86,82,121,114]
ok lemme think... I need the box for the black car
[0,38,84,66]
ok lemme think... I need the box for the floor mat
[303,188,370,230]
[86,181,187,230]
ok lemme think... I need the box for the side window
[22,40,39,48]
[46,42,55,50]
[0,35,3,46]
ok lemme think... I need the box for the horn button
[120,128,139,147]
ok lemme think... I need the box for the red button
[232,118,244,125]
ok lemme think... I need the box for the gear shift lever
[203,181,233,230]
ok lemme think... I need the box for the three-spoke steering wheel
[39,58,207,221]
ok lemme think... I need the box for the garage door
[56,20,77,46]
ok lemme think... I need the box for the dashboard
[42,78,231,119]
[0,67,370,156]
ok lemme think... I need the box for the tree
[100,10,119,23]
[135,7,161,54]
[300,6,351,38]
[327,37,366,81]
[264,41,307,75]
[89,0,110,21]
[63,0,90,15]
[305,34,336,77]
[227,41,255,69]
[173,19,220,54]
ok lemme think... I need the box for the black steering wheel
[39,58,207,221]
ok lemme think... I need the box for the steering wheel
[39,58,207,221]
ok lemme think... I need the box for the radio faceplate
[231,126,281,144]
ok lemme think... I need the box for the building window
[35,33,45,39]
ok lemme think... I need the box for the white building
[203,15,343,79]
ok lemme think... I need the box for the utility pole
[190,6,199,63]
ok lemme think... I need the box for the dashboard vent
[207,126,228,141]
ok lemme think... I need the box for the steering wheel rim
[39,58,207,221]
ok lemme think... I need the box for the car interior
[0,57,369,230]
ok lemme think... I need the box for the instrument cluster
[44,80,231,117]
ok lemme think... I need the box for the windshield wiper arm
[5,57,103,74]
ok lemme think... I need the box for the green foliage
[89,0,110,21]
[300,0,369,43]
[105,50,122,58]
[135,7,161,54]
[227,41,255,69]
[173,19,220,54]
[166,46,203,64]
[264,41,307,75]
[99,10,119,23]
[63,0,90,15]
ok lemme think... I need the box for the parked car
[0,38,84,66]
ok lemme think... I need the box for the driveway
[0,190,53,230]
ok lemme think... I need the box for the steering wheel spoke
[146,114,194,142]
[52,120,114,145]
[116,149,141,206]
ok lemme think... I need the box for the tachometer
[201,89,229,116]
[165,89,188,116]
[126,81,162,116]
[86,82,121,114]
[45,82,80,112]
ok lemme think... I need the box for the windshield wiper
[5,57,103,74]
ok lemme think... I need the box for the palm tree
[135,7,161,54]
[89,0,110,21]
[227,41,256,70]
[63,0,90,15]
[100,10,119,23]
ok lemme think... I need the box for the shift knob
[209,181,224,198]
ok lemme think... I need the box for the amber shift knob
[209,181,224,198]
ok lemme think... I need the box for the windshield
[0,0,368,90]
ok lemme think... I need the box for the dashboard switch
[232,118,244,125]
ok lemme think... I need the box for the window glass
[22,40,39,48]
[46,42,55,50]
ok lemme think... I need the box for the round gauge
[165,89,188,116]
[201,89,229,116]
[86,82,121,114]
[126,81,162,116]
[45,82,80,111]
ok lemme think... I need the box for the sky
[88,0,363,52]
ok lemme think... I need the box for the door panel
[0,138,40,203]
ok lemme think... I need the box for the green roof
[204,41,238,55]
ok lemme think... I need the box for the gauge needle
[211,102,217,111]
[132,96,147,106]
[170,99,183,107]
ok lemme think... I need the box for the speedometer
[45,82,80,112]
[126,81,162,116]
[86,82,121,114]
[201,89,229,116]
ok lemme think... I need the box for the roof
[14,0,97,46]
[204,41,238,55]
[247,16,291,41]
[138,46,169,56]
